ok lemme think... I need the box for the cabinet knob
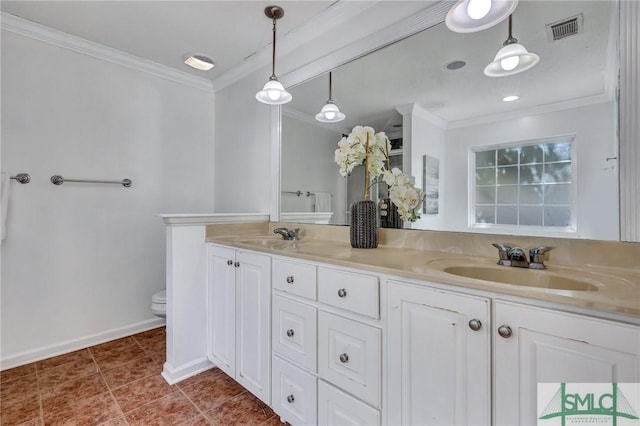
[337,288,347,298]
[468,319,482,331]
[234,262,240,268]
[286,394,295,404]
[286,329,294,337]
[339,353,349,363]
[227,259,233,266]
[498,325,512,338]
[286,276,294,284]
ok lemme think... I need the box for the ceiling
[0,1,335,81]
[285,0,616,131]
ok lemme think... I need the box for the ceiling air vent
[546,13,583,41]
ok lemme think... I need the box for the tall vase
[350,200,378,248]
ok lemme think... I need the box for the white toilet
[151,290,166,318]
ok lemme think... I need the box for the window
[472,137,574,229]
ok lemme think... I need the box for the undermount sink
[443,266,600,292]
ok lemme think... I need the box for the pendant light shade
[315,72,345,123]
[446,0,518,33]
[484,15,539,77]
[256,5,292,105]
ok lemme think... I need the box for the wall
[281,115,344,224]
[443,101,618,240]
[1,29,215,366]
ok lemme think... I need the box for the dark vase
[350,200,378,248]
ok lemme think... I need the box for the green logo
[539,383,639,425]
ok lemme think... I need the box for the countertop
[206,233,640,321]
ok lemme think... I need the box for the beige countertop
[206,228,640,321]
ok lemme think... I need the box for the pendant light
[445,0,518,33]
[315,72,345,123]
[256,5,292,105]
[484,14,540,77]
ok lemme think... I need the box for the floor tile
[112,374,174,413]
[203,391,274,425]
[0,363,36,383]
[97,415,128,426]
[148,350,166,366]
[36,349,93,372]
[0,372,38,404]
[101,355,160,389]
[125,391,201,426]
[91,342,147,372]
[178,371,245,412]
[261,415,286,426]
[37,356,99,390]
[177,414,211,426]
[90,337,140,357]
[41,373,108,414]
[43,391,122,426]
[132,327,166,354]
[0,392,41,425]
[175,368,223,389]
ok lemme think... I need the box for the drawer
[272,295,317,372]
[317,267,379,318]
[318,311,381,407]
[272,355,317,426]
[318,380,380,426]
[273,258,317,300]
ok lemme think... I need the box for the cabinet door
[236,250,272,404]
[207,245,237,377]
[387,280,490,426]
[494,300,640,426]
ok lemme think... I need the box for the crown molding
[212,1,380,92]
[282,107,350,135]
[280,1,450,89]
[0,12,213,92]
[446,93,613,129]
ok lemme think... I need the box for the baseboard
[161,357,216,385]
[0,317,166,371]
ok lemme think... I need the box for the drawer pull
[234,261,240,268]
[287,394,295,404]
[286,276,295,284]
[337,288,347,298]
[226,259,233,266]
[468,319,482,331]
[286,329,294,337]
[339,353,349,363]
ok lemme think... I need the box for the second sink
[443,266,600,292]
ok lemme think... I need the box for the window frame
[468,134,578,236]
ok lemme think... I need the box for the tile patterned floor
[0,327,281,425]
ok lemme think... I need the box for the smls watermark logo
[538,383,640,425]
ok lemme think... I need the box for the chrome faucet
[529,246,553,269]
[273,227,300,241]
[508,247,529,268]
[492,243,553,269]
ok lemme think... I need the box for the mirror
[280,0,619,241]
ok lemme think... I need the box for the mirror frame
[270,0,640,242]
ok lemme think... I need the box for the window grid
[473,140,573,228]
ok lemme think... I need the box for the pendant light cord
[328,72,333,101]
[271,16,277,79]
[503,14,518,46]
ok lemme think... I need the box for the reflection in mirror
[281,0,619,240]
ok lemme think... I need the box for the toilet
[151,290,166,318]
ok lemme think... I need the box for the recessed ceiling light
[502,95,520,102]
[184,54,215,71]
[446,60,467,70]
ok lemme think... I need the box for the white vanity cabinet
[386,280,491,426]
[206,244,271,404]
[494,300,640,426]
[271,257,382,426]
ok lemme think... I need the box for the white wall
[1,30,215,365]
[281,115,344,224]
[409,107,447,231]
[443,101,618,240]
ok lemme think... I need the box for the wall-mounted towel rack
[10,173,31,184]
[50,175,132,188]
[282,190,333,197]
